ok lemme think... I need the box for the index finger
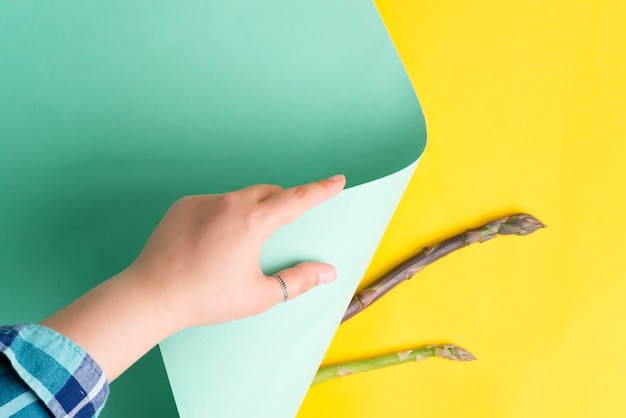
[260,174,346,229]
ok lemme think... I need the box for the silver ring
[272,274,288,303]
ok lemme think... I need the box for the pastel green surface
[161,161,418,417]
[0,1,425,417]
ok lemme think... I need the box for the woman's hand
[41,175,346,381]
[130,174,346,327]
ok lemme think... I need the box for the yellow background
[299,1,626,417]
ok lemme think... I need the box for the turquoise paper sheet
[0,1,426,416]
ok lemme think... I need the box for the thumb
[265,262,337,304]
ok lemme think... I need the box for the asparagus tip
[430,344,477,361]
[499,213,546,235]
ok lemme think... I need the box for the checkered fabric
[0,324,109,417]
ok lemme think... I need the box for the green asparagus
[342,213,544,322]
[312,344,476,385]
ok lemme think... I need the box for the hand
[129,174,346,327]
[41,175,346,381]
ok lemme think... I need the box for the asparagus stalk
[312,344,476,386]
[343,213,545,322]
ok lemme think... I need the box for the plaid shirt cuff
[0,324,109,417]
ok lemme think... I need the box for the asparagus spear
[343,213,545,322]
[312,344,476,386]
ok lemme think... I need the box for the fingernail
[327,174,345,182]
[318,267,337,284]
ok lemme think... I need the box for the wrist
[41,267,186,381]
[123,262,197,332]
[117,265,191,337]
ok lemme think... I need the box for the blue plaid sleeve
[0,324,109,418]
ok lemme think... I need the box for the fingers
[264,262,337,304]
[261,174,346,228]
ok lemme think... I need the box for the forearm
[40,268,182,382]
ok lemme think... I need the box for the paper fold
[160,161,419,417]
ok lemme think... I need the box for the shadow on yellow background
[299,1,626,417]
